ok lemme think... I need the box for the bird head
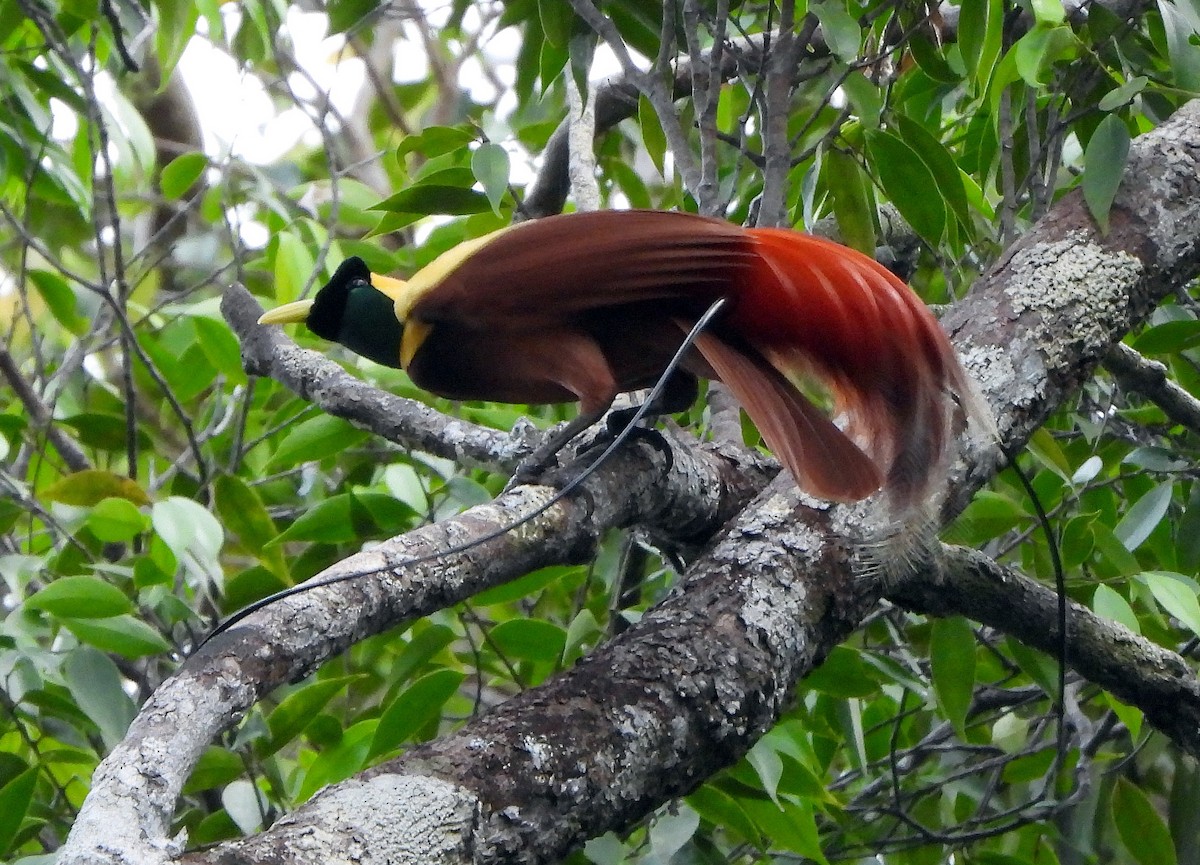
[257,257,417,369]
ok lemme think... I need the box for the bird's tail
[716,228,995,524]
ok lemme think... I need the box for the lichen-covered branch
[60,414,770,865]
[890,545,1200,756]
[174,102,1200,864]
[1105,341,1200,435]
[221,285,520,473]
[63,101,1200,865]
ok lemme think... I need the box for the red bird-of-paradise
[259,209,990,512]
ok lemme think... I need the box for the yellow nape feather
[380,224,519,324]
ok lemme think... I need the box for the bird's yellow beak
[258,299,315,325]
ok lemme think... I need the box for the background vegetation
[3,0,1200,862]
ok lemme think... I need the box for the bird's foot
[576,406,674,476]
[502,402,668,493]
[505,447,562,492]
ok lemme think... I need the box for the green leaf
[490,618,567,663]
[273,231,315,303]
[539,35,568,91]
[740,798,829,863]
[60,413,151,453]
[944,490,1029,545]
[823,148,875,255]
[43,470,149,507]
[193,316,248,383]
[62,614,172,658]
[803,646,879,698]
[1124,446,1189,472]
[214,474,279,556]
[1061,513,1097,568]
[270,495,357,545]
[370,669,464,757]
[1072,456,1104,485]
[373,185,490,217]
[1160,0,1200,92]
[327,0,382,33]
[812,1,861,62]
[1114,481,1173,551]
[269,415,371,469]
[1107,691,1143,741]
[908,33,958,83]
[160,152,207,200]
[391,624,456,686]
[746,738,784,805]
[1093,584,1140,633]
[87,497,147,543]
[1140,571,1200,636]
[1179,483,1200,571]
[687,784,762,846]
[297,719,378,802]
[151,497,224,580]
[538,0,575,47]
[222,565,287,611]
[606,157,652,209]
[583,833,628,865]
[1099,76,1148,111]
[568,31,595,103]
[931,616,976,737]
[1112,776,1178,865]
[153,0,199,83]
[184,748,245,793]
[840,71,882,129]
[28,269,86,334]
[0,767,37,856]
[1093,523,1143,576]
[959,0,1003,90]
[1006,636,1060,699]
[353,492,417,535]
[473,565,576,606]
[639,95,667,177]
[866,129,946,243]
[648,805,700,863]
[1014,24,1078,86]
[273,489,411,547]
[1030,0,1065,24]
[395,125,476,161]
[26,576,132,619]
[471,143,510,214]
[63,647,136,748]
[1027,425,1072,479]
[261,676,360,756]
[563,608,601,663]
[222,778,264,835]
[1131,320,1200,354]
[1083,114,1131,234]
[893,114,972,236]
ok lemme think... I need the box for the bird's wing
[409,210,757,329]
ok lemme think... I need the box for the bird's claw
[503,450,561,492]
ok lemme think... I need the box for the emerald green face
[308,257,405,369]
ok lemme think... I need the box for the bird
[259,209,989,512]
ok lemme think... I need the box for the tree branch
[0,344,92,473]
[62,100,1200,865]
[889,545,1200,757]
[1105,341,1200,435]
[220,286,520,473]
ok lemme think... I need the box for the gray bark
[61,101,1200,865]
